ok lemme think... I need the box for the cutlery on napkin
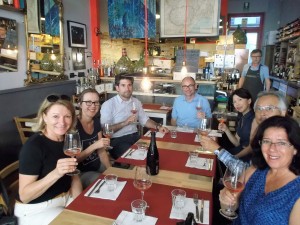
[185,157,212,170]
[144,130,165,138]
[84,180,127,200]
[169,197,209,224]
[114,210,158,225]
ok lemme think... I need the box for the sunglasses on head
[47,94,71,102]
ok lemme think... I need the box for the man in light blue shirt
[101,75,169,159]
[171,76,212,128]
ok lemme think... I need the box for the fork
[193,193,200,221]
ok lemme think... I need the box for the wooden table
[50,167,213,225]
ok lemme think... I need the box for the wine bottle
[146,131,159,175]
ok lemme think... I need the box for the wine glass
[219,161,246,220]
[216,112,227,133]
[196,99,202,112]
[133,166,152,201]
[103,123,113,149]
[197,118,212,151]
[131,102,137,114]
[63,131,82,176]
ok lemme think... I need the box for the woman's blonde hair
[32,95,76,132]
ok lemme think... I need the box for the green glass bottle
[115,48,134,75]
[40,50,53,71]
[233,25,247,44]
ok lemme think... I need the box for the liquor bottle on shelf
[146,131,159,175]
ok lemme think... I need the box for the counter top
[100,76,216,84]
[269,76,300,88]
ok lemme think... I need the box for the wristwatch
[214,147,223,156]
[156,123,162,131]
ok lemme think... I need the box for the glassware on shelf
[134,53,145,73]
[114,48,134,75]
[40,50,54,71]
[52,55,63,72]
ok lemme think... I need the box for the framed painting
[67,21,87,48]
[160,0,220,37]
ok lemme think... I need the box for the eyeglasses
[47,95,71,102]
[82,101,100,106]
[182,84,195,89]
[255,105,280,112]
[251,55,261,58]
[259,139,293,149]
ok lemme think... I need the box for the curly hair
[251,116,300,175]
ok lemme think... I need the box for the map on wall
[160,0,220,37]
[108,0,156,38]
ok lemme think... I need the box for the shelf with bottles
[277,18,300,42]
[0,3,25,13]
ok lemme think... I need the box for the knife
[123,148,133,158]
[87,179,102,197]
[200,199,204,223]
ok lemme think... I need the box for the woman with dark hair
[220,116,300,224]
[219,88,254,156]
[76,88,111,188]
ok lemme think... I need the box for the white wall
[0,0,92,91]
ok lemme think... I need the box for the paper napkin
[194,131,222,142]
[144,130,165,138]
[160,106,172,110]
[170,197,210,224]
[176,126,195,133]
[85,180,127,201]
[121,148,147,160]
[185,157,213,170]
[114,210,158,225]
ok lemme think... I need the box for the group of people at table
[14,50,300,225]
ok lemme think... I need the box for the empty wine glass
[219,161,246,220]
[63,131,82,176]
[197,118,212,151]
[103,123,113,149]
[133,166,152,201]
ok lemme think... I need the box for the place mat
[116,149,215,177]
[185,157,213,170]
[68,177,212,225]
[176,127,195,133]
[194,131,222,142]
[84,179,127,201]
[121,148,147,160]
[141,131,199,146]
[170,197,210,224]
[144,130,165,138]
[113,210,158,225]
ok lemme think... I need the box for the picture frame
[67,21,87,48]
[160,0,220,37]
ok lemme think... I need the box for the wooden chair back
[14,117,36,145]
[0,161,19,216]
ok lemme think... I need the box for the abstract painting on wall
[108,0,156,39]
[44,0,60,36]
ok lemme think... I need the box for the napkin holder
[176,212,197,225]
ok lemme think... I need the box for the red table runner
[142,131,200,146]
[67,176,212,225]
[116,149,216,177]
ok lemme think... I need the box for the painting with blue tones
[108,0,156,38]
[44,0,60,36]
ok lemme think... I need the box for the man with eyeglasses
[171,76,212,128]
[201,91,287,168]
[238,49,271,101]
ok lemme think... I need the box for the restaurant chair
[14,117,36,145]
[0,160,19,217]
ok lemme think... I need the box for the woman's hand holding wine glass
[133,166,152,201]
[63,131,82,176]
[197,118,212,151]
[103,123,114,149]
[216,112,228,133]
[219,161,246,220]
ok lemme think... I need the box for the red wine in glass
[131,109,138,114]
[133,166,152,201]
